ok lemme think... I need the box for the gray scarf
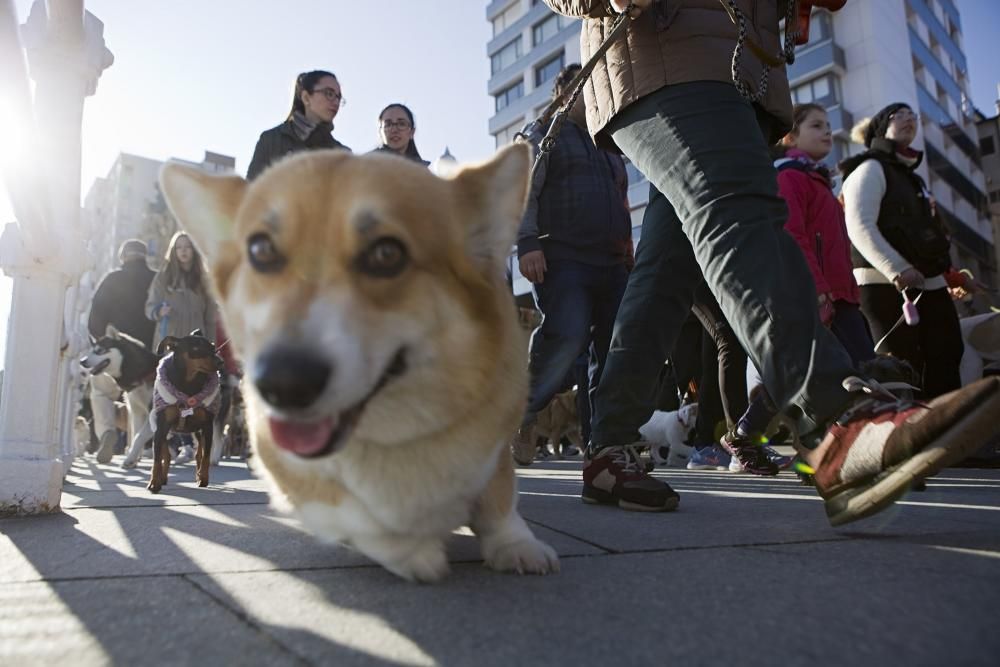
[290,111,319,142]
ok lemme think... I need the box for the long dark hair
[773,102,827,159]
[161,231,205,293]
[378,103,424,162]
[288,70,337,120]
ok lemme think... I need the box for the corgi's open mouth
[267,349,408,458]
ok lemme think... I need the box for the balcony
[787,39,846,86]
[825,103,854,137]
[489,82,550,135]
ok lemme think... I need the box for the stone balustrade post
[0,0,112,514]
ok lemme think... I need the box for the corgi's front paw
[355,535,450,583]
[387,541,450,583]
[484,536,560,575]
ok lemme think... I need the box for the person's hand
[159,303,172,318]
[948,286,970,301]
[892,267,925,291]
[519,250,547,285]
[818,293,835,327]
[611,0,652,17]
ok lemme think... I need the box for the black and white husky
[79,326,158,468]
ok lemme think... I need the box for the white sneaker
[666,441,694,468]
[729,454,745,473]
[174,445,194,465]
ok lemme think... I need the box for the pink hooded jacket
[777,149,861,304]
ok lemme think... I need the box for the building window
[981,136,996,156]
[495,120,523,149]
[792,74,838,106]
[491,36,522,75]
[534,11,574,45]
[533,13,558,45]
[535,52,565,87]
[492,2,523,37]
[624,160,645,185]
[808,11,832,41]
[495,80,525,112]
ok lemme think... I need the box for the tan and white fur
[159,145,559,582]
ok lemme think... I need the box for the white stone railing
[0,0,112,515]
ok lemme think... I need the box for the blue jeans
[590,82,857,449]
[526,259,629,428]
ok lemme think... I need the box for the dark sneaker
[729,444,793,472]
[582,445,680,512]
[720,430,779,476]
[814,376,1000,526]
[510,424,537,467]
[766,446,796,470]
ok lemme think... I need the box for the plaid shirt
[518,120,632,267]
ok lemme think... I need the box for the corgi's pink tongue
[268,417,335,456]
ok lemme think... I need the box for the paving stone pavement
[1,455,999,666]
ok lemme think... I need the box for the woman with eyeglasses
[840,102,966,398]
[370,103,429,166]
[247,70,351,180]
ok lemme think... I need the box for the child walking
[727,104,874,473]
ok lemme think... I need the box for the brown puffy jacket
[544,0,794,149]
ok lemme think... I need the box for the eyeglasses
[312,87,345,104]
[380,119,412,131]
[889,110,919,122]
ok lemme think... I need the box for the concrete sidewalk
[2,455,999,666]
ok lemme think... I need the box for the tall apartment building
[975,93,1000,281]
[789,0,995,297]
[82,151,235,278]
[487,0,996,300]
[487,1,639,297]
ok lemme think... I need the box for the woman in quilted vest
[839,102,964,397]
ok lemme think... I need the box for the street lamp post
[0,0,112,514]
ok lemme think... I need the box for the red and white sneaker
[812,376,1000,526]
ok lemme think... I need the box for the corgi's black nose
[253,348,331,409]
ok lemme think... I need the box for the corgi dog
[159,145,559,582]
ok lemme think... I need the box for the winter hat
[860,102,911,147]
[118,239,148,262]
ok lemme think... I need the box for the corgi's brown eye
[247,233,286,273]
[356,237,408,278]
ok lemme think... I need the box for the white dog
[640,403,699,468]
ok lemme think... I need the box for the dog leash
[721,0,800,102]
[517,0,802,189]
[873,289,923,354]
[515,2,635,185]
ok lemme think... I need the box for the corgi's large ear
[159,163,245,298]
[450,143,530,276]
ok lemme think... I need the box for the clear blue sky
[958,0,1000,116]
[0,0,497,366]
[1,0,999,368]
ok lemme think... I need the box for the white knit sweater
[840,159,947,290]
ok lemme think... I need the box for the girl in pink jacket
[774,103,874,364]
[729,104,875,467]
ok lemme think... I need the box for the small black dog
[147,330,221,493]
